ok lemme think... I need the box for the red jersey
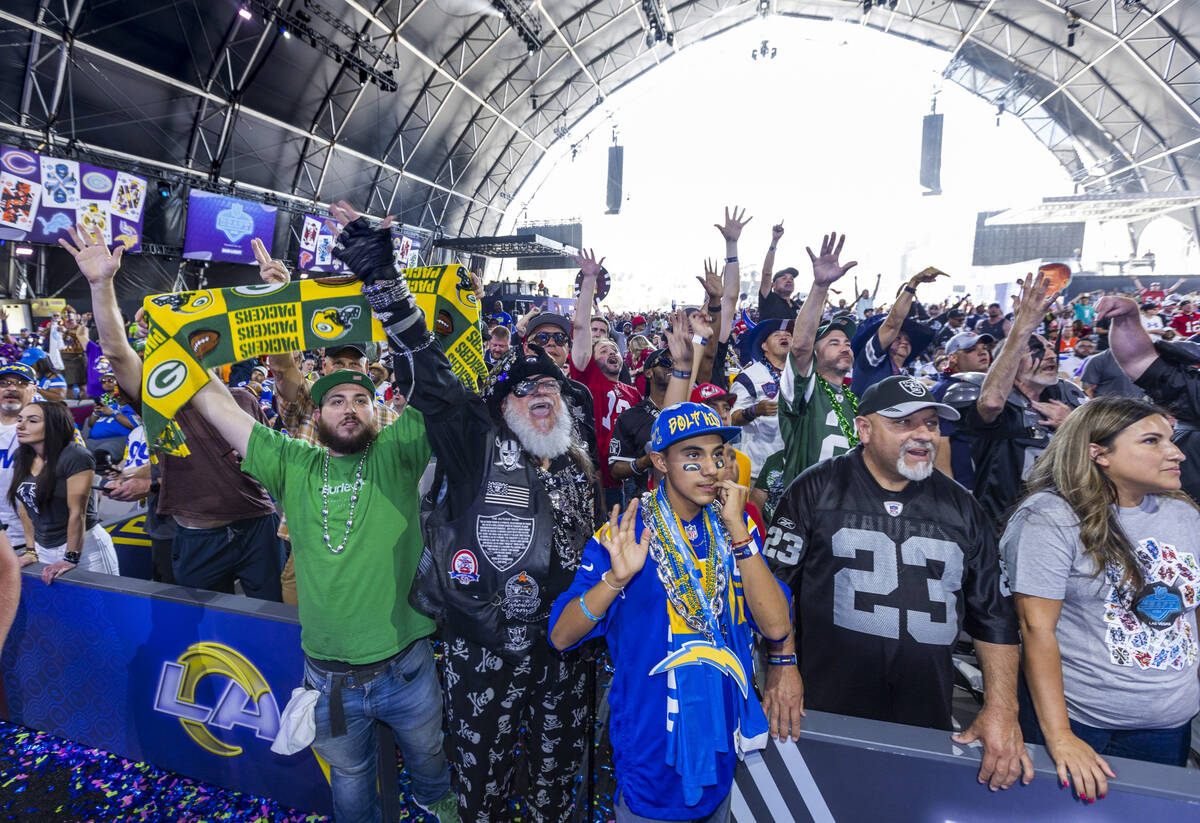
[570,356,640,487]
[1170,311,1200,337]
[1140,288,1167,304]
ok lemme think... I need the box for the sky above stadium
[502,17,1190,311]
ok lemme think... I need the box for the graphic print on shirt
[16,480,38,515]
[1103,539,1199,671]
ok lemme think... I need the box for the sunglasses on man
[530,331,568,346]
[511,377,561,398]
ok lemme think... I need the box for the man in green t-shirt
[778,232,860,491]
[188,369,458,823]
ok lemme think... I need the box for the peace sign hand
[600,500,651,588]
[251,238,289,285]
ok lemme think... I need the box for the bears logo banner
[142,265,484,456]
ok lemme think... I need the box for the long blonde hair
[1023,397,1195,591]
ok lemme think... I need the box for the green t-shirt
[242,414,434,664]
[753,450,786,523]
[778,352,857,491]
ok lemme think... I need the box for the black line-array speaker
[920,113,943,195]
[606,145,624,214]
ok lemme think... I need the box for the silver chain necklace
[320,443,370,554]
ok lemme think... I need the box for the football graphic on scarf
[436,310,453,336]
[188,329,220,358]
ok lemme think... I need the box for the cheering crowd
[0,202,1196,823]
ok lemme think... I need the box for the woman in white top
[1001,397,1199,804]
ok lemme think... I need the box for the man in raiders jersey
[763,375,1033,791]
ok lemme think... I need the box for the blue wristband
[579,594,603,622]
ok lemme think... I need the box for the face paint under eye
[714,459,725,469]
[682,463,701,472]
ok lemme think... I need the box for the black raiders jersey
[765,448,1018,731]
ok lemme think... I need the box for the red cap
[631,315,647,327]
[691,383,736,405]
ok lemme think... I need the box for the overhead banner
[141,265,484,455]
[183,191,277,264]
[0,145,146,251]
[296,213,422,274]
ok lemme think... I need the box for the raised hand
[251,238,289,285]
[771,221,785,243]
[909,266,949,287]
[324,199,394,236]
[1012,272,1054,331]
[59,224,123,285]
[572,248,605,280]
[690,311,715,341]
[1093,295,1140,322]
[805,232,857,288]
[714,206,752,242]
[600,500,651,587]
[664,307,694,365]
[696,258,722,301]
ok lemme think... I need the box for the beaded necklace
[320,443,370,554]
[643,488,729,641]
[817,374,859,447]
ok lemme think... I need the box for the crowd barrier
[1,567,1198,821]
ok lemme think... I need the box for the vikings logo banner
[142,264,484,456]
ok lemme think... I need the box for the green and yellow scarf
[142,265,484,456]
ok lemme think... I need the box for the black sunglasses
[531,331,568,346]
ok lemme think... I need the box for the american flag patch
[484,482,531,508]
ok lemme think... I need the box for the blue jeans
[1018,677,1192,766]
[305,640,452,822]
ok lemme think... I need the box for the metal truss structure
[2,0,1198,255]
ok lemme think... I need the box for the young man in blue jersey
[550,402,791,823]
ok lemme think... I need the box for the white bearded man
[330,201,596,823]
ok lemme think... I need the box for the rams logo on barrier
[311,305,361,341]
[153,642,280,757]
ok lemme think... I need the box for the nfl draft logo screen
[153,642,280,756]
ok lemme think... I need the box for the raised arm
[663,308,696,408]
[571,249,604,373]
[870,273,882,300]
[58,225,142,400]
[1094,295,1158,381]
[189,378,257,458]
[877,267,945,351]
[977,273,1051,424]
[250,238,305,404]
[792,233,857,372]
[1169,277,1187,294]
[759,221,783,299]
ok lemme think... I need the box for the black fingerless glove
[362,278,428,348]
[331,217,398,285]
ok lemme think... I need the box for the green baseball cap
[816,315,857,342]
[311,370,375,407]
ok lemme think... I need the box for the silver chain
[320,443,370,554]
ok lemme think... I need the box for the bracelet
[691,334,708,347]
[579,594,603,622]
[768,246,776,252]
[671,368,692,380]
[707,304,721,313]
[903,285,917,295]
[725,256,738,263]
[742,406,757,423]
[731,537,759,561]
[767,653,797,666]
[64,551,80,564]
[601,571,625,593]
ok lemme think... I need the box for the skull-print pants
[441,633,589,823]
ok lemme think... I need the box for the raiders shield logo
[884,501,903,517]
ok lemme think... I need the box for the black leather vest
[413,433,575,663]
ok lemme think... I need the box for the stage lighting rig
[1066,9,1082,48]
[642,0,673,48]
[751,40,777,60]
[490,1,544,55]
[757,0,771,16]
[241,0,397,91]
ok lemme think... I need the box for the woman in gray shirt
[1002,397,1199,803]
